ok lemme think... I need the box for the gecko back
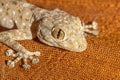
[0,0,14,28]
[0,0,34,29]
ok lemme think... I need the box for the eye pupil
[52,27,65,40]
[57,29,62,38]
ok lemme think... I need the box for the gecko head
[37,9,87,52]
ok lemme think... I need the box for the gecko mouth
[57,36,87,52]
[65,44,87,52]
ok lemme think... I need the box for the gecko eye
[52,27,65,40]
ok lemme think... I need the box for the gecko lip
[59,45,87,52]
[58,39,87,52]
[70,44,87,52]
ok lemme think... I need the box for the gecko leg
[0,29,41,68]
[83,21,99,36]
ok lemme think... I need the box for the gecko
[0,0,99,69]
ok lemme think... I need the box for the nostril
[78,45,87,52]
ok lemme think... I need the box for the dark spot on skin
[1,3,4,6]
[25,18,29,21]
[20,15,22,19]
[6,12,9,15]
[18,10,21,13]
[12,1,18,5]
[7,8,10,11]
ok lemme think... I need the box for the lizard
[0,0,99,69]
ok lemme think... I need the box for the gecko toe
[92,21,98,30]
[92,30,99,36]
[6,49,14,56]
[6,49,18,57]
[6,51,41,68]
[7,60,15,68]
[22,63,31,69]
[31,58,39,64]
[34,51,41,56]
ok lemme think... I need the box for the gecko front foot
[5,49,41,69]
[83,21,99,36]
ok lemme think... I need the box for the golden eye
[52,27,65,40]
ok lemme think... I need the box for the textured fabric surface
[0,0,120,80]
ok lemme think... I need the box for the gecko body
[0,0,99,68]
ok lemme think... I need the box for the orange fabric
[0,0,120,79]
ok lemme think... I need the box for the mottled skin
[0,0,99,68]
